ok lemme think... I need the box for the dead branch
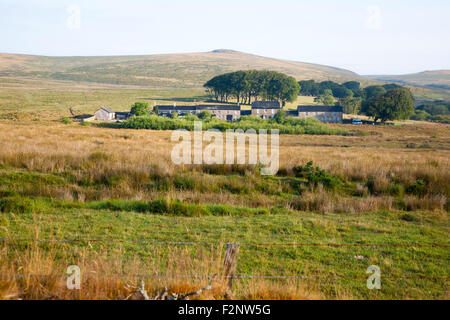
[124,280,150,300]
[125,274,217,300]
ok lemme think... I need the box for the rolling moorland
[0,50,448,300]
[368,70,450,91]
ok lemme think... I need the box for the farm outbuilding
[251,101,281,119]
[94,107,116,122]
[297,105,343,123]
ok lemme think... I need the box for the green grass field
[1,202,448,299]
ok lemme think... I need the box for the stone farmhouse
[89,102,343,124]
[251,101,281,119]
[296,105,343,123]
[85,107,131,122]
[157,104,241,121]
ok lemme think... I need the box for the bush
[148,198,169,214]
[61,117,72,124]
[406,180,427,196]
[173,176,196,190]
[89,200,148,213]
[0,197,34,213]
[130,102,150,116]
[121,115,352,136]
[293,161,342,190]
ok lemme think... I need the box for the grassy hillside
[0,50,363,88]
[2,50,449,104]
[368,70,450,91]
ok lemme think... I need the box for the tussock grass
[0,121,448,300]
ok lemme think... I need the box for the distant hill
[0,50,363,88]
[367,70,450,90]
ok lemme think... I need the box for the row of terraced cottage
[91,101,343,123]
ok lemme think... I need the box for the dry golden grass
[0,120,448,212]
[0,119,448,300]
[0,242,322,300]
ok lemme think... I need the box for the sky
[1,0,449,75]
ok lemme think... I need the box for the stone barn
[297,105,343,123]
[94,107,116,121]
[251,101,281,119]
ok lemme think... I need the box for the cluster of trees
[411,101,450,123]
[204,70,300,106]
[300,80,365,114]
[360,87,415,123]
[299,80,363,99]
[130,102,150,116]
[299,79,415,122]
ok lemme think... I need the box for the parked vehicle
[351,118,363,125]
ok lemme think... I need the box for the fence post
[223,243,240,291]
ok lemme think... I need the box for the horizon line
[0,49,448,77]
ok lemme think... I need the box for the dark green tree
[364,86,387,100]
[361,88,415,123]
[340,97,362,114]
[315,89,335,106]
[198,110,212,120]
[342,81,361,92]
[332,86,354,99]
[382,83,402,91]
[130,102,150,116]
[274,110,287,123]
[298,80,320,96]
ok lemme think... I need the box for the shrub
[147,179,171,192]
[130,102,150,116]
[61,117,73,124]
[400,213,418,222]
[293,161,342,190]
[89,200,148,213]
[0,197,34,213]
[121,115,352,136]
[173,176,196,190]
[0,190,19,198]
[148,198,169,214]
[406,180,427,196]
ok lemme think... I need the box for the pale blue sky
[1,0,449,75]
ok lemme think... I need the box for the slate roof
[196,105,241,111]
[251,101,281,109]
[156,106,197,111]
[297,105,343,112]
[156,105,241,112]
[100,107,115,113]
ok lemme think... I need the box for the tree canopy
[299,80,362,98]
[360,88,415,123]
[130,102,150,116]
[314,89,335,106]
[364,86,387,100]
[204,70,300,107]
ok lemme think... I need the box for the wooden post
[223,243,240,291]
